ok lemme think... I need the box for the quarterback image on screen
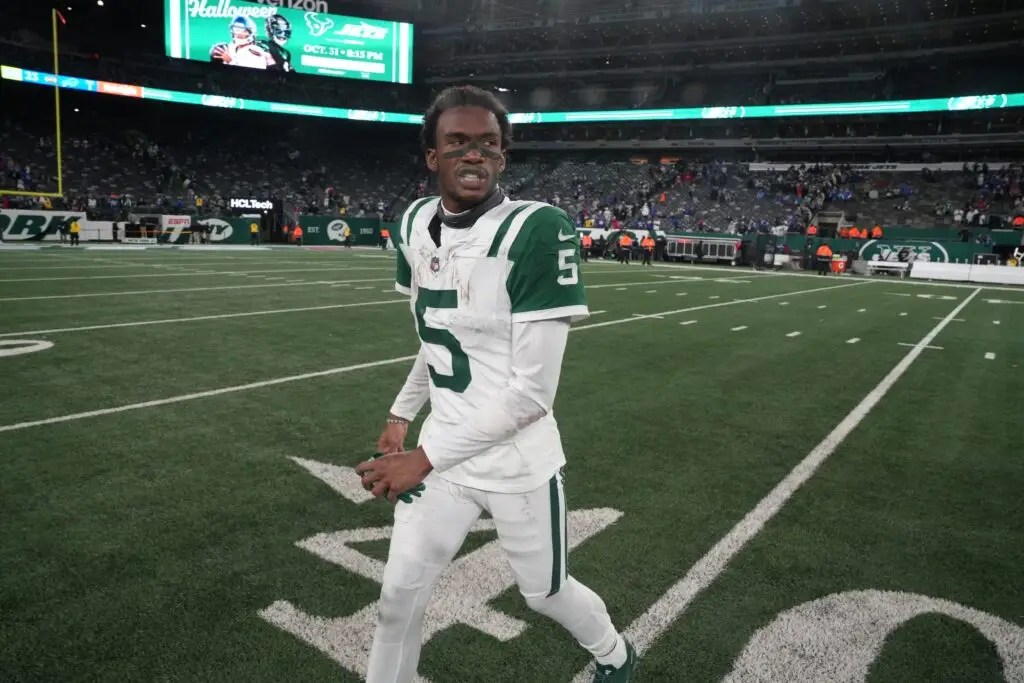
[259,15,293,73]
[210,16,273,70]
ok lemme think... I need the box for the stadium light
[97,0,104,6]
[141,23,146,28]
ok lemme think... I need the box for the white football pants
[365,470,620,683]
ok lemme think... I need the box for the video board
[164,0,413,84]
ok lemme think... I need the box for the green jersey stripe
[486,205,530,258]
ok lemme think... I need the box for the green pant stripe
[486,205,529,258]
[548,474,563,597]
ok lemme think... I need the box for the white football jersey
[394,196,588,493]
[226,41,270,69]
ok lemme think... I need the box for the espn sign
[253,0,329,11]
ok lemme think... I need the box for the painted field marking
[985,352,996,360]
[858,308,867,313]
[887,292,912,298]
[573,282,869,332]
[933,317,964,322]
[616,288,627,291]
[0,265,391,283]
[0,299,407,338]
[846,338,860,344]
[679,320,698,326]
[779,302,789,306]
[0,355,419,434]
[899,312,908,317]
[786,331,802,338]
[645,290,657,294]
[569,287,982,682]
[731,326,747,332]
[590,310,606,315]
[0,281,867,433]
[817,305,827,309]
[898,342,943,351]
[993,320,1000,325]
[676,292,687,296]
[0,278,394,302]
[709,296,720,300]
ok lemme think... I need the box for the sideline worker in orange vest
[617,233,633,264]
[807,225,818,236]
[581,233,592,261]
[641,235,656,266]
[815,242,833,275]
[292,225,303,246]
[871,225,883,239]
[380,227,391,250]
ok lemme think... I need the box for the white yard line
[0,355,419,434]
[0,278,394,302]
[0,266,391,283]
[0,281,869,433]
[570,286,982,682]
[572,281,867,332]
[0,299,407,338]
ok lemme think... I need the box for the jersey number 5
[415,287,471,393]
[557,248,578,285]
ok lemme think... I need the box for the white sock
[596,634,627,668]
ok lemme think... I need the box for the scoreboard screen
[164,0,414,84]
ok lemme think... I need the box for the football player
[260,14,293,73]
[355,86,638,682]
[210,16,272,70]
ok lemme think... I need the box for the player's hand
[376,415,409,455]
[211,46,231,64]
[356,447,433,505]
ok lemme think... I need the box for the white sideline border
[569,287,983,682]
[0,281,865,433]
[0,266,392,283]
[585,259,1024,293]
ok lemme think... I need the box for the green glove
[368,452,426,504]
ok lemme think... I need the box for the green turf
[0,249,1021,682]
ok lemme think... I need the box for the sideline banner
[298,215,380,246]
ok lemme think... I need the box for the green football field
[1,246,1022,683]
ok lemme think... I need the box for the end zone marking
[985,352,996,360]
[570,287,982,683]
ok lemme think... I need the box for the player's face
[427,106,506,212]
[231,27,251,43]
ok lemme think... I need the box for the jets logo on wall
[326,220,349,242]
[197,219,234,242]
